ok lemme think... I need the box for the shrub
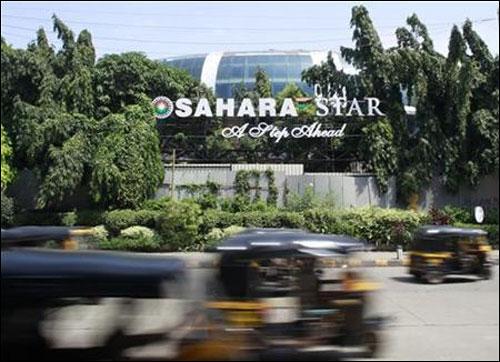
[141,196,172,211]
[204,225,246,249]
[200,210,305,234]
[441,206,473,224]
[61,211,78,226]
[99,236,162,252]
[86,225,109,249]
[120,225,156,239]
[1,192,14,228]
[156,200,202,251]
[75,210,105,226]
[485,208,499,225]
[104,209,160,234]
[303,207,427,249]
[285,185,337,212]
[454,223,499,248]
[428,207,452,225]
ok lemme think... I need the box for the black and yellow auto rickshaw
[176,228,385,361]
[409,225,492,284]
[1,226,187,361]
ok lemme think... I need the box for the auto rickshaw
[1,226,188,361]
[409,225,493,284]
[176,228,385,361]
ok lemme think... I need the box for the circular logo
[152,96,174,119]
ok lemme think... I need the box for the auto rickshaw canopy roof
[214,228,365,258]
[415,225,488,240]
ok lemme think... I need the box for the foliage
[359,118,397,192]
[94,52,198,117]
[428,207,452,225]
[265,169,278,206]
[99,236,162,252]
[1,124,14,189]
[303,207,428,248]
[204,225,246,250]
[120,225,157,240]
[1,191,14,227]
[89,225,109,245]
[0,17,206,211]
[156,200,202,251]
[285,185,337,212]
[254,67,272,98]
[142,196,172,211]
[104,209,160,234]
[441,206,473,224]
[454,223,499,248]
[90,99,164,209]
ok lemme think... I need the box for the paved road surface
[353,266,499,361]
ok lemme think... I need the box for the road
[353,266,499,361]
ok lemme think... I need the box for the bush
[204,225,246,249]
[219,197,274,213]
[120,226,156,239]
[1,192,14,227]
[61,211,78,226]
[303,207,428,249]
[200,210,305,235]
[141,196,172,211]
[485,208,499,225]
[156,200,202,251]
[104,209,160,234]
[454,223,499,248]
[99,236,162,252]
[285,185,337,212]
[441,206,473,224]
[85,225,109,249]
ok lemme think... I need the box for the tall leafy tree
[90,98,164,209]
[1,124,14,190]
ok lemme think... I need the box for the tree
[1,124,14,190]
[1,17,186,210]
[90,99,164,209]
[94,52,197,117]
[255,67,272,98]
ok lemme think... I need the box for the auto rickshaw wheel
[361,330,379,358]
[479,266,492,280]
[424,269,444,284]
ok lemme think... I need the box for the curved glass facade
[214,54,313,98]
[164,51,325,98]
[166,56,205,80]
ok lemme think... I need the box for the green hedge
[11,205,498,251]
[103,209,160,235]
[455,223,499,247]
[99,236,162,252]
[200,210,306,235]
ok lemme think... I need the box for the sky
[1,1,498,60]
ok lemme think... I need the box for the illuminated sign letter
[279,98,298,117]
[175,98,192,118]
[216,98,235,117]
[237,98,256,117]
[194,98,213,117]
[366,97,385,116]
[259,98,277,117]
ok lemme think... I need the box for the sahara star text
[172,97,384,118]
